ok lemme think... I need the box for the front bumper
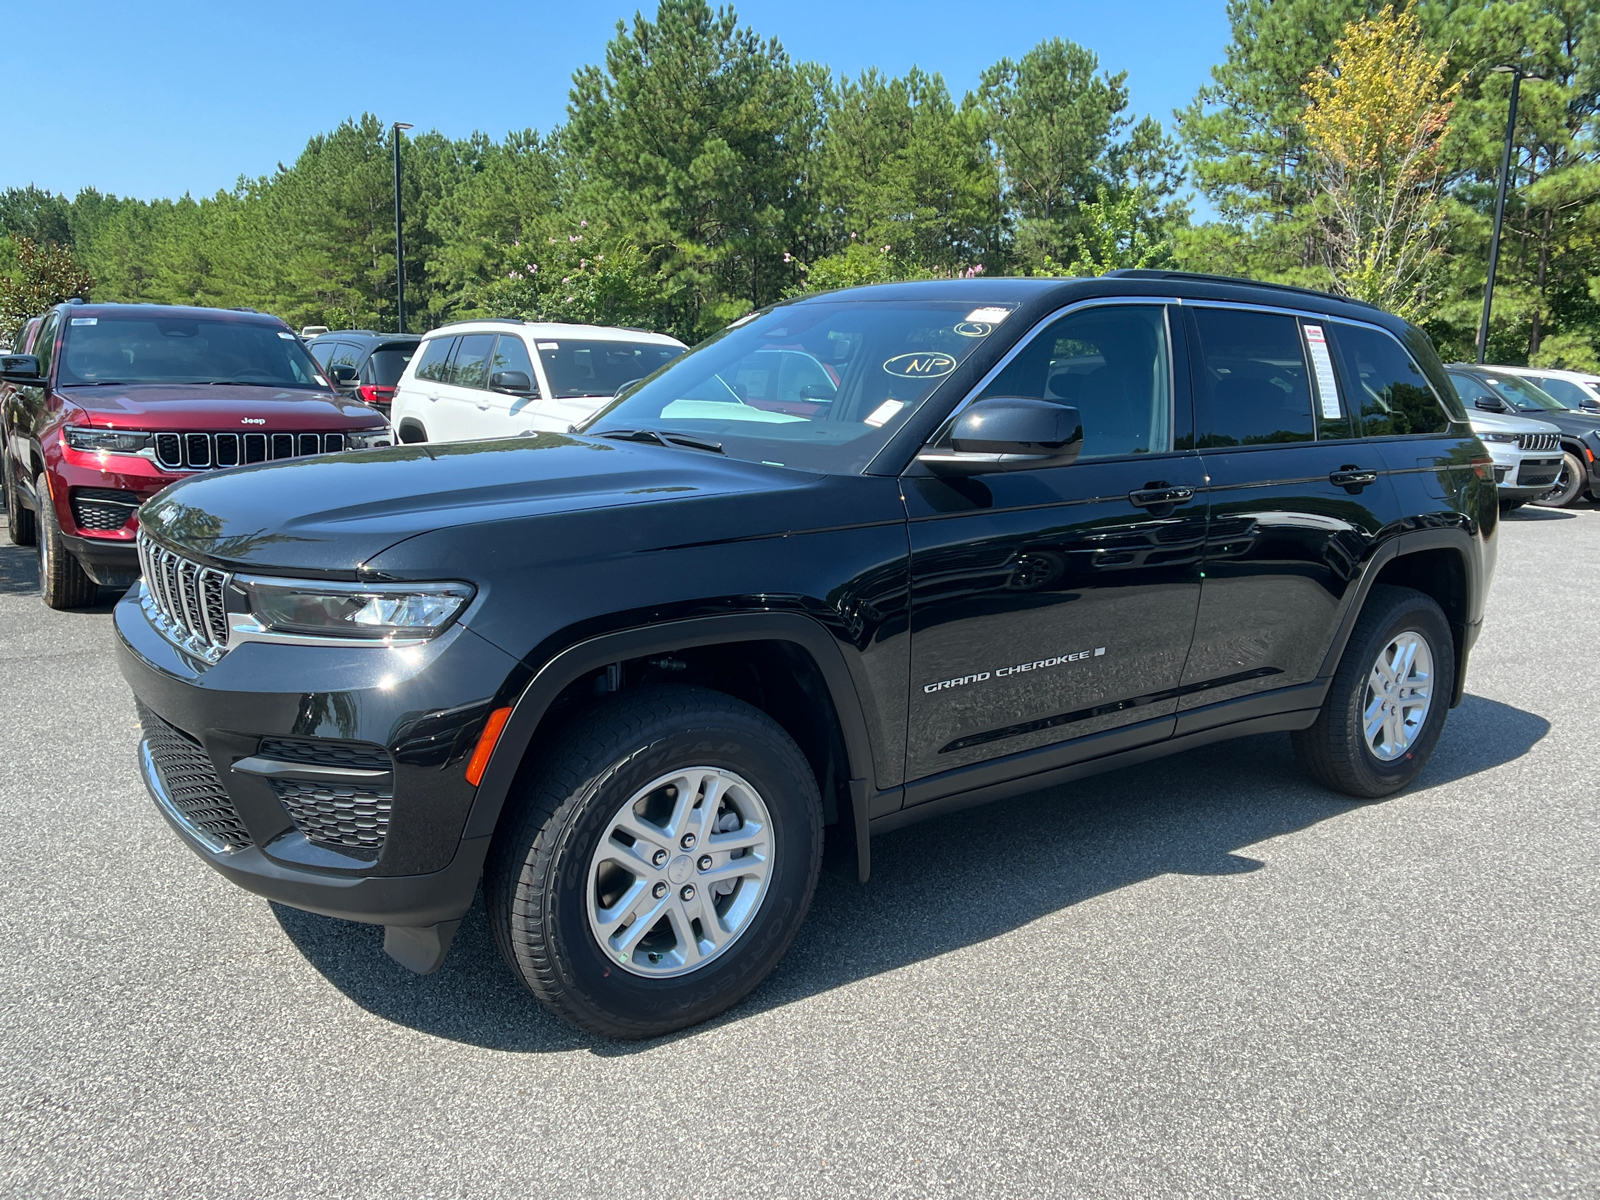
[115,585,521,927]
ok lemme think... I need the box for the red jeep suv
[2,302,392,608]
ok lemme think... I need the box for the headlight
[345,428,392,450]
[1478,432,1518,443]
[65,425,153,454]
[236,577,473,640]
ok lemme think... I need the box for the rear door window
[1328,324,1448,436]
[449,334,496,390]
[1188,307,1314,447]
[412,337,457,384]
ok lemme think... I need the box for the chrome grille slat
[1516,432,1560,452]
[138,532,233,663]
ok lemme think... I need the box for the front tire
[36,473,99,610]
[1533,450,1586,508]
[1292,585,1454,800]
[3,452,36,546]
[486,686,823,1038]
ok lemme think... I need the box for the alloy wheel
[586,766,773,979]
[1363,630,1434,761]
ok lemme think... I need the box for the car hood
[62,383,384,430]
[139,433,832,573]
[1469,410,1561,435]
[1506,406,1600,434]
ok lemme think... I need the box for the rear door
[395,335,456,439]
[902,301,1208,794]
[436,333,497,440]
[1181,304,1396,728]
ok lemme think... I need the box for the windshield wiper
[592,428,724,455]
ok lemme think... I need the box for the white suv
[1489,364,1600,414]
[390,320,687,444]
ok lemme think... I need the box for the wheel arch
[396,418,428,444]
[1318,529,1478,709]
[463,613,877,882]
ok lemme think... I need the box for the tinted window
[57,314,326,388]
[413,336,456,383]
[366,346,414,387]
[1189,308,1314,447]
[1301,321,1355,440]
[326,341,362,373]
[1485,374,1565,412]
[1533,376,1591,409]
[1447,372,1498,409]
[588,300,1016,474]
[32,313,58,379]
[308,339,338,368]
[1328,324,1447,436]
[449,334,496,390]
[490,335,538,392]
[539,339,685,399]
[975,304,1172,459]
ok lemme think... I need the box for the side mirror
[491,370,534,395]
[0,353,43,384]
[918,397,1083,475]
[1475,396,1508,413]
[330,365,358,384]
[1581,397,1600,413]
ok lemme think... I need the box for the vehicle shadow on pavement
[1503,506,1577,521]
[0,538,39,595]
[272,693,1546,1055]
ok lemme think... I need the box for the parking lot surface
[1,507,1597,1199]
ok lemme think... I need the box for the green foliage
[0,237,94,343]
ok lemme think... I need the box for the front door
[903,302,1207,791]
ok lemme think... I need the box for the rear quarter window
[412,337,456,384]
[1329,324,1449,436]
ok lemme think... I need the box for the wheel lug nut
[652,849,669,867]
[652,882,668,899]
[679,885,695,902]
[680,833,696,850]
[697,855,712,872]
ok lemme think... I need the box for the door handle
[1128,484,1195,508]
[1330,466,1378,492]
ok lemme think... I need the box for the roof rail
[432,316,528,330]
[1104,269,1380,311]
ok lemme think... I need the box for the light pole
[1477,66,1534,364]
[392,122,413,334]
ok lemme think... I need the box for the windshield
[579,300,1017,473]
[58,314,331,390]
[1486,374,1565,411]
[537,339,685,398]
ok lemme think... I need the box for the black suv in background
[306,330,419,416]
[117,272,1496,1038]
[1446,363,1600,508]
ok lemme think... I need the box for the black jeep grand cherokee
[118,273,1497,1037]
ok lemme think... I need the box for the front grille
[137,531,231,661]
[153,430,347,472]
[257,738,393,771]
[270,780,393,854]
[1516,432,1560,452]
[72,488,139,532]
[137,703,252,850]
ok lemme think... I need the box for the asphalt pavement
[1,506,1596,1199]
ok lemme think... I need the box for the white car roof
[1487,363,1600,384]
[420,320,686,348]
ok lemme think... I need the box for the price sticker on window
[1304,325,1342,419]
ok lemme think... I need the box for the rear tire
[486,686,823,1039]
[1292,585,1454,800]
[35,473,99,610]
[1533,450,1585,508]
[3,452,36,546]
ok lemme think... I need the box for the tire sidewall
[1533,451,1584,508]
[1338,597,1454,793]
[531,716,819,1033]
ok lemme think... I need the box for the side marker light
[465,706,513,786]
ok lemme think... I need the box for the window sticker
[864,399,904,427]
[71,317,97,326]
[1304,325,1342,419]
[954,321,993,338]
[964,306,1011,324]
[537,342,559,350]
[883,351,957,378]
[277,330,295,339]
[314,375,330,387]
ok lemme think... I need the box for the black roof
[309,329,421,344]
[55,301,292,327]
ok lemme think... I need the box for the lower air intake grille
[270,780,393,853]
[137,703,253,850]
[72,488,138,531]
[257,738,393,771]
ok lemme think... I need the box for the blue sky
[10,0,1230,201]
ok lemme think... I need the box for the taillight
[358,384,394,406]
